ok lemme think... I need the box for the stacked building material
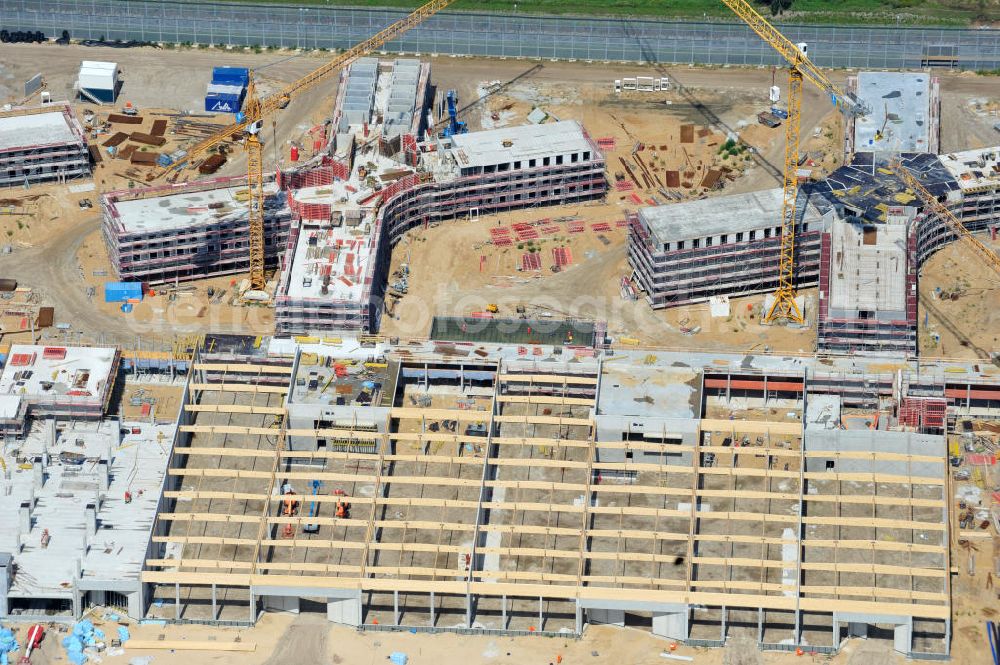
[205,67,249,114]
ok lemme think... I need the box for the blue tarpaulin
[104,281,143,303]
[212,67,249,86]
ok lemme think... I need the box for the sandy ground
[383,202,817,353]
[918,232,1000,359]
[0,44,998,351]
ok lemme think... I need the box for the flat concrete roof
[0,109,78,152]
[640,188,824,244]
[853,72,933,153]
[0,345,116,402]
[283,223,373,302]
[0,394,22,419]
[446,120,593,170]
[938,146,1000,191]
[827,219,907,315]
[0,419,174,596]
[110,182,283,234]
[597,362,700,420]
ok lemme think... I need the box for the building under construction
[129,333,1000,660]
[628,146,999,356]
[0,103,90,188]
[273,58,605,336]
[846,72,940,155]
[100,176,291,285]
[3,332,998,659]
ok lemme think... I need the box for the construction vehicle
[442,89,467,138]
[18,624,44,664]
[121,101,138,116]
[302,480,322,533]
[757,111,781,128]
[158,0,458,292]
[722,0,868,324]
[485,303,499,314]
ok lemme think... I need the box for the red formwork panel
[898,396,947,430]
[567,220,585,234]
[521,252,541,271]
[552,247,573,267]
[591,222,612,232]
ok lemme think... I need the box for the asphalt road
[1,0,999,70]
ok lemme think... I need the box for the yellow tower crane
[162,0,456,291]
[721,0,869,324]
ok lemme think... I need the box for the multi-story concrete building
[628,188,829,309]
[629,147,999,356]
[101,176,291,285]
[0,103,90,187]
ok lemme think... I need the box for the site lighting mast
[161,0,457,291]
[721,0,869,324]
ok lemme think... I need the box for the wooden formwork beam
[192,363,292,374]
[493,414,593,426]
[498,373,598,385]
[390,407,490,422]
[138,571,950,620]
[184,403,287,416]
[699,418,802,435]
[691,556,944,578]
[189,383,289,394]
[151,534,944,557]
[798,586,946,602]
[497,395,595,406]
[147,558,361,575]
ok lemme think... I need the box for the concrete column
[538,596,544,631]
[174,582,181,620]
[652,610,688,641]
[429,591,435,627]
[98,459,109,491]
[127,589,143,619]
[465,593,472,627]
[893,620,912,654]
[211,584,217,621]
[18,501,31,536]
[0,552,11,617]
[85,503,97,539]
[32,462,43,487]
[587,608,625,626]
[574,602,583,634]
[393,590,399,625]
[502,594,507,629]
[262,595,299,614]
[326,597,361,626]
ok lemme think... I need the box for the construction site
[0,0,999,663]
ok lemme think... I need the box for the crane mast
[720,0,868,324]
[166,0,456,291]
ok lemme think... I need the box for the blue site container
[205,94,244,114]
[212,67,250,87]
[104,281,143,303]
